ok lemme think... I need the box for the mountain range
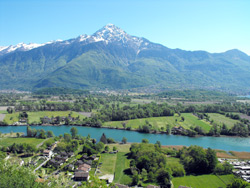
[1,24,250,93]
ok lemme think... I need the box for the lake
[1,125,250,152]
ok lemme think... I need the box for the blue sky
[1,0,250,55]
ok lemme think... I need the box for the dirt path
[78,112,92,117]
[0,114,6,121]
[36,138,49,148]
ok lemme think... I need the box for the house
[146,186,160,188]
[68,152,74,157]
[60,151,67,156]
[74,171,89,181]
[64,164,74,171]
[43,149,52,158]
[75,160,84,166]
[111,184,129,188]
[82,163,91,169]
[85,160,92,166]
[55,155,62,160]
[172,126,187,134]
[19,118,27,123]
[77,167,89,172]
[41,116,52,124]
[81,155,89,160]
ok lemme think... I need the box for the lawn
[3,111,86,124]
[108,144,131,153]
[104,113,212,132]
[0,137,45,147]
[4,112,19,124]
[98,153,117,176]
[114,152,132,185]
[208,113,240,128]
[172,174,234,188]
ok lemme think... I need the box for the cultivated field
[229,151,250,160]
[104,113,212,132]
[3,111,86,124]
[208,113,240,128]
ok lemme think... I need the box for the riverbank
[1,123,248,139]
[0,125,250,152]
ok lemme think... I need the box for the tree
[0,160,51,188]
[156,168,172,186]
[227,178,249,188]
[100,133,108,144]
[113,146,117,151]
[141,168,147,181]
[142,139,149,143]
[47,130,54,138]
[156,141,161,148]
[7,107,13,114]
[64,133,71,142]
[122,137,127,144]
[132,172,140,185]
[107,138,115,144]
[206,147,217,173]
[38,129,47,139]
[96,142,104,152]
[166,124,171,134]
[70,127,78,139]
[104,146,109,152]
[181,116,185,121]
[16,132,20,138]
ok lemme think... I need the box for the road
[34,157,51,172]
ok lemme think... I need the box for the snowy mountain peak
[0,40,62,56]
[93,24,127,41]
[0,24,149,56]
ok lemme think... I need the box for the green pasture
[0,137,44,147]
[172,174,234,188]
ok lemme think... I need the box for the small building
[75,160,84,166]
[74,171,89,181]
[82,163,91,169]
[61,151,67,156]
[85,160,92,166]
[111,184,129,188]
[77,167,89,172]
[43,149,52,158]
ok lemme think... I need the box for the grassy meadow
[0,137,44,147]
[172,174,234,188]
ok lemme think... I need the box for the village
[218,158,250,183]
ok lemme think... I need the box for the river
[1,125,250,152]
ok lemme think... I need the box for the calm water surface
[1,125,250,152]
